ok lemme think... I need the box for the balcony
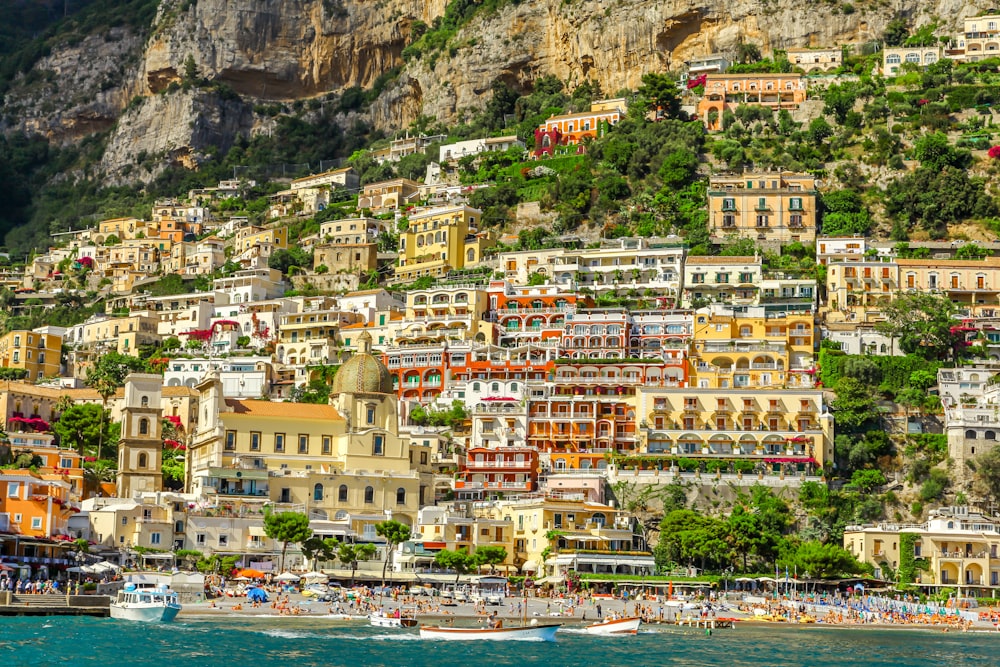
[454,480,533,491]
[467,459,534,470]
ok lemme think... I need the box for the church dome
[331,331,394,395]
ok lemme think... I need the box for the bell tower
[116,374,164,498]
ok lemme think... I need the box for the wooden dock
[675,617,736,629]
[0,592,110,617]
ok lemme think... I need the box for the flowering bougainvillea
[988,145,1000,159]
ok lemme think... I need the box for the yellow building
[234,225,289,255]
[690,306,816,389]
[396,285,490,345]
[635,386,833,470]
[476,496,650,576]
[708,172,818,246]
[681,256,763,308]
[404,507,516,571]
[395,206,495,282]
[358,179,422,211]
[84,495,186,551]
[844,506,1000,592]
[826,257,1000,324]
[76,314,161,362]
[189,332,429,532]
[0,329,62,380]
[275,309,363,368]
[96,217,148,243]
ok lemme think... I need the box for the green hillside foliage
[0,0,160,94]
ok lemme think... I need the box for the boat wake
[259,629,327,640]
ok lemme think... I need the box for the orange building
[488,281,586,347]
[0,470,73,538]
[454,447,539,497]
[697,73,807,131]
[533,99,627,157]
[526,382,638,469]
[4,430,84,501]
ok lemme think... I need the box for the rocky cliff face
[401,0,979,124]
[0,0,990,182]
[2,27,144,143]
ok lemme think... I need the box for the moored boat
[582,616,641,635]
[419,622,560,641]
[110,583,182,622]
[370,610,418,628]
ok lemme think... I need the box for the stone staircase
[9,594,69,607]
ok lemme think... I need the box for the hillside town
[6,18,1000,605]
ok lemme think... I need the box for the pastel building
[533,99,627,157]
[697,73,807,130]
[395,205,495,282]
[708,172,818,246]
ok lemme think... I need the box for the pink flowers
[9,416,51,432]
[988,145,1000,159]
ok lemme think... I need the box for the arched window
[467,248,475,262]
[139,418,149,436]
[966,430,978,440]
[138,452,148,468]
[338,484,348,502]
[141,396,149,407]
[396,487,406,505]
[313,483,324,501]
[364,486,374,503]
[987,431,997,441]
[886,54,901,65]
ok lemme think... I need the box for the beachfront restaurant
[0,534,75,581]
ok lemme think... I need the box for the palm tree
[86,371,117,460]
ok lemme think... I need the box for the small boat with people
[582,616,642,635]
[370,608,418,628]
[419,621,561,641]
[110,582,182,622]
[421,609,559,641]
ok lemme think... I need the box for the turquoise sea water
[2,616,999,667]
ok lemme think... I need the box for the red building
[454,446,539,497]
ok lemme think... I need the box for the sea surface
[2,615,999,667]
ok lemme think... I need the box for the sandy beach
[178,590,1000,633]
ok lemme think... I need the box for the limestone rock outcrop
[0,0,990,183]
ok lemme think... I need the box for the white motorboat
[419,622,560,641]
[110,583,182,622]
[369,611,418,628]
[582,617,642,635]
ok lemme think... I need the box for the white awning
[248,526,267,537]
[522,560,538,572]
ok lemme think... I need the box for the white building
[883,46,943,75]
[164,357,272,397]
[438,136,525,163]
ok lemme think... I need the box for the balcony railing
[467,460,534,469]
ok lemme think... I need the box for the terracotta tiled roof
[224,399,345,420]
[897,258,1000,268]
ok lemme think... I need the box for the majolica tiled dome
[331,331,393,394]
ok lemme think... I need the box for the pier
[674,617,736,629]
[0,592,110,617]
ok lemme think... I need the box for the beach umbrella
[301,572,327,581]
[238,568,266,578]
[232,576,251,582]
[246,587,269,603]
[274,572,301,582]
